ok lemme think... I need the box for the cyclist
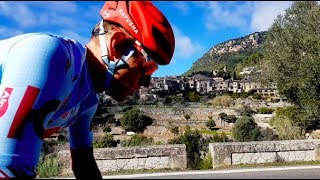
[0,1,175,179]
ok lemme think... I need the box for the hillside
[182,31,267,77]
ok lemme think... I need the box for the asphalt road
[102,165,320,179]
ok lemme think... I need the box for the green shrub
[37,154,60,178]
[184,114,191,121]
[239,105,255,117]
[169,125,180,135]
[93,134,119,148]
[205,119,216,130]
[120,108,153,133]
[121,134,154,147]
[212,95,232,107]
[104,113,116,124]
[168,127,202,169]
[225,115,237,123]
[198,153,213,170]
[210,131,229,142]
[103,125,112,133]
[252,94,263,100]
[232,116,260,142]
[256,107,274,114]
[269,116,304,140]
[188,91,200,102]
[258,127,279,141]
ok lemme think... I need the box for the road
[102,165,320,179]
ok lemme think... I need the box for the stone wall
[138,107,237,127]
[57,144,187,176]
[209,139,320,168]
[110,107,275,127]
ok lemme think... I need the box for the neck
[85,43,107,93]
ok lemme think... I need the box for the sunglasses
[134,40,158,76]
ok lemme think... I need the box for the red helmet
[100,1,175,65]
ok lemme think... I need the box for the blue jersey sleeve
[68,93,99,150]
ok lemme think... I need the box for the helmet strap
[98,20,136,91]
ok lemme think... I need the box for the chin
[111,94,128,102]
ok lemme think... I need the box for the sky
[0,1,294,77]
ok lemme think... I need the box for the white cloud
[202,1,292,33]
[60,31,90,45]
[172,2,190,15]
[204,1,253,31]
[0,2,37,28]
[250,1,292,32]
[172,25,204,63]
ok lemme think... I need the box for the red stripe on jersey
[0,87,13,118]
[42,127,60,139]
[7,86,40,139]
[0,169,10,179]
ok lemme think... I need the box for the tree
[184,114,191,121]
[169,125,180,135]
[103,125,111,133]
[218,112,228,121]
[239,105,255,117]
[188,91,200,102]
[212,95,232,107]
[260,1,320,131]
[231,116,260,142]
[93,134,119,148]
[168,126,202,169]
[206,119,216,130]
[225,115,237,123]
[120,108,153,133]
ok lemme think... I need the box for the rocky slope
[182,31,267,77]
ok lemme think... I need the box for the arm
[70,146,102,179]
[68,98,102,179]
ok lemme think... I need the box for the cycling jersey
[0,33,99,178]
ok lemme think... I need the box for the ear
[108,31,133,60]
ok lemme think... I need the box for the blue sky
[0,1,293,77]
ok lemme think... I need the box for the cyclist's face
[107,53,152,102]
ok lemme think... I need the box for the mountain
[182,31,267,77]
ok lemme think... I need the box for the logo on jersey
[61,108,76,119]
[0,87,13,118]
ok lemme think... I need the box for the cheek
[114,68,142,88]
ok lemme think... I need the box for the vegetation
[187,91,201,102]
[197,153,213,170]
[211,95,232,107]
[269,107,305,140]
[205,119,216,130]
[168,126,203,169]
[37,154,60,178]
[121,134,154,147]
[93,133,119,148]
[219,112,238,124]
[256,107,274,114]
[239,105,255,117]
[261,1,320,132]
[120,108,153,133]
[184,114,191,121]
[169,125,180,135]
[182,31,266,77]
[232,116,261,142]
[103,125,112,133]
